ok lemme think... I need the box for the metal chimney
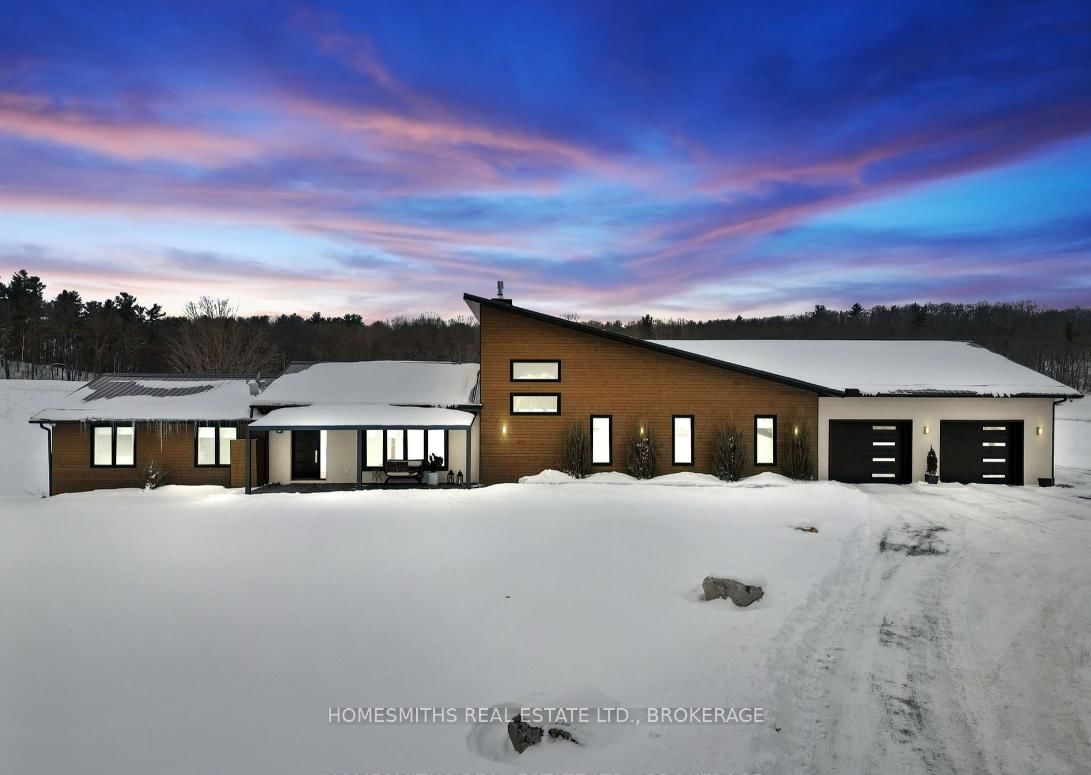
[494,280,512,304]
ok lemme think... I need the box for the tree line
[1,269,1087,390]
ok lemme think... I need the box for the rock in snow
[703,576,764,606]
[507,714,580,753]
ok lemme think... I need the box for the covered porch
[243,404,479,493]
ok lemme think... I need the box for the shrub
[561,421,592,478]
[712,421,747,481]
[143,459,167,490]
[783,415,815,480]
[625,421,660,479]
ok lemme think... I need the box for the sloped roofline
[464,293,842,396]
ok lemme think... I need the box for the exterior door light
[923,425,930,435]
[1036,426,1043,436]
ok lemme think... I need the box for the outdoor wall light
[501,424,507,435]
[1036,425,1043,436]
[923,425,930,435]
[640,425,645,436]
[793,426,799,436]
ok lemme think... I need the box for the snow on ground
[0,379,78,496]
[1056,397,1090,472]
[2,379,1090,774]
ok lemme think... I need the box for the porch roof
[249,403,476,430]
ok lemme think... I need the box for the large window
[673,415,694,465]
[755,416,776,465]
[591,415,611,465]
[510,393,561,414]
[364,428,448,468]
[510,360,560,381]
[92,424,136,467]
[196,425,236,466]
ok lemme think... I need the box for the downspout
[37,422,53,497]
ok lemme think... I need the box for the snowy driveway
[765,472,1091,775]
[2,474,1090,774]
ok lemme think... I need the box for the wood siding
[479,304,819,483]
[50,421,245,494]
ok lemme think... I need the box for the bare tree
[166,297,280,375]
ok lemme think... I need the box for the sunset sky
[2,0,1089,320]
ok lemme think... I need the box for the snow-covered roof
[646,340,1080,398]
[253,361,480,408]
[249,403,476,429]
[30,374,259,422]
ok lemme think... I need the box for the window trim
[754,415,777,466]
[90,422,138,468]
[195,424,236,468]
[672,414,695,466]
[509,359,561,382]
[590,414,612,466]
[362,428,449,469]
[510,392,562,415]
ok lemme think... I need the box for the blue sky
[1,0,1089,319]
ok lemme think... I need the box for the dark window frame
[90,422,138,468]
[672,414,695,466]
[425,428,450,471]
[510,392,562,415]
[194,423,236,467]
[363,428,449,469]
[754,415,778,466]
[509,359,562,382]
[590,414,612,465]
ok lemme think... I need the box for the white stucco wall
[267,429,358,484]
[323,430,359,483]
[269,430,290,484]
[818,397,1057,485]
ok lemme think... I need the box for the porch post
[356,429,364,489]
[244,424,252,494]
[465,425,472,486]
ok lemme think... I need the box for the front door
[291,430,321,480]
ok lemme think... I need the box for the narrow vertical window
[406,428,425,460]
[197,426,217,465]
[365,429,383,468]
[755,416,776,465]
[673,416,694,465]
[93,426,114,466]
[426,429,446,467]
[219,427,237,465]
[591,416,611,465]
[115,425,135,466]
[386,429,405,460]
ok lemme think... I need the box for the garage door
[829,420,912,484]
[940,421,1024,485]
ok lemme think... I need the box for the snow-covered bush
[783,416,815,480]
[625,422,659,479]
[561,422,591,478]
[712,422,747,481]
[143,459,167,490]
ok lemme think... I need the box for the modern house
[465,291,1080,486]
[245,361,480,490]
[31,361,480,495]
[29,289,1080,495]
[30,373,263,495]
